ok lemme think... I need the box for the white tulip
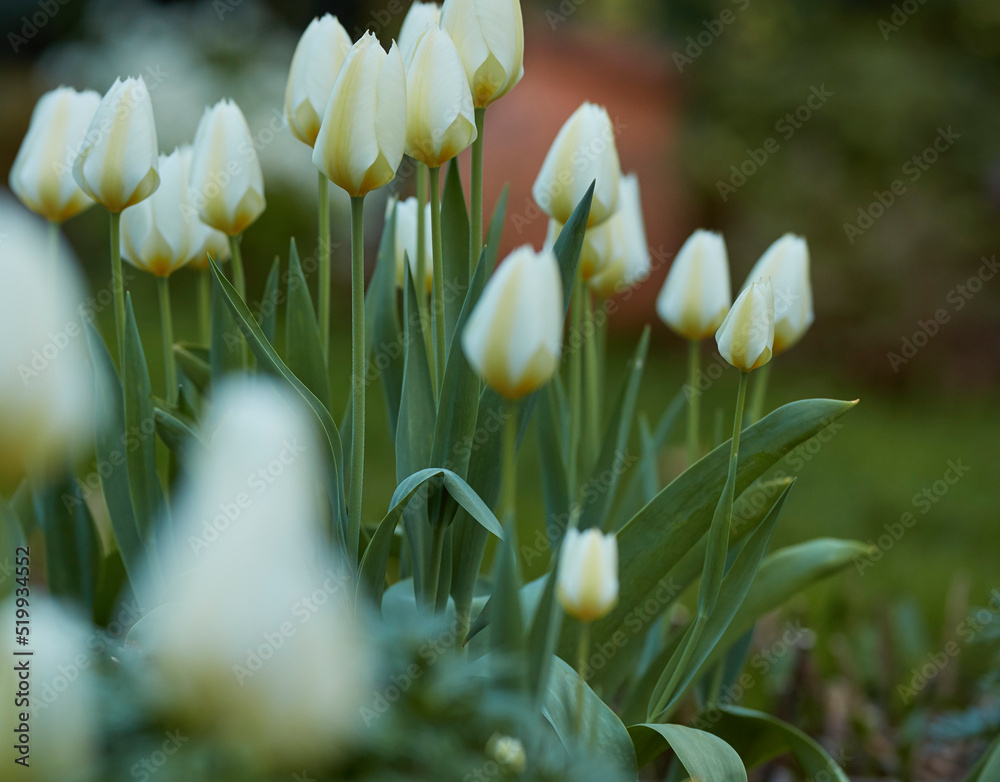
[140,378,369,767]
[441,0,524,108]
[462,245,563,399]
[313,33,406,197]
[391,196,433,291]
[404,25,478,168]
[284,14,353,147]
[588,173,651,297]
[0,196,93,483]
[656,230,731,341]
[743,234,813,354]
[189,99,266,236]
[398,2,441,61]
[716,279,775,372]
[9,86,101,222]
[2,596,98,781]
[186,219,231,270]
[543,217,606,281]
[533,102,620,227]
[120,146,197,276]
[557,527,619,622]
[72,76,159,213]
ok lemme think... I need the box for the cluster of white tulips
[0,1,859,780]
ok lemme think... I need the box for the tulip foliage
[2,6,874,782]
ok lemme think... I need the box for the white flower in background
[0,196,93,484]
[1,596,98,782]
[656,230,731,341]
[716,279,775,372]
[487,734,527,774]
[557,527,619,622]
[120,146,197,277]
[441,0,524,108]
[72,76,160,212]
[742,234,813,354]
[313,33,407,197]
[533,102,621,227]
[189,99,266,235]
[543,217,606,281]
[9,87,101,222]
[186,219,231,270]
[391,196,433,291]
[462,245,563,399]
[284,14,353,147]
[404,25,478,168]
[398,2,442,61]
[140,378,369,768]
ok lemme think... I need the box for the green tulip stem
[109,211,125,363]
[584,289,601,468]
[429,165,446,394]
[318,171,331,362]
[502,400,518,527]
[198,268,211,345]
[686,339,701,466]
[567,268,584,501]
[470,106,486,274]
[349,195,367,562]
[747,360,772,426]
[575,621,591,736]
[227,233,248,368]
[414,162,433,363]
[156,276,177,406]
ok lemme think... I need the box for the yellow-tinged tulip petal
[656,230,731,340]
[462,245,563,399]
[189,99,266,236]
[398,1,441,61]
[72,76,160,213]
[284,14,353,147]
[404,25,478,168]
[533,102,620,227]
[742,234,813,354]
[9,86,101,222]
[441,0,524,108]
[313,33,407,197]
[557,528,619,622]
[716,279,775,371]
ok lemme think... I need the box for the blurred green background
[2,0,998,771]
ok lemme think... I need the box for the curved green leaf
[628,723,746,780]
[258,255,281,346]
[173,343,210,393]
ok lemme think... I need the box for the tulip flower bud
[186,220,231,270]
[0,196,93,484]
[9,86,101,222]
[656,230,731,340]
[284,14,353,147]
[189,99,266,236]
[588,173,651,297]
[120,146,197,277]
[72,76,159,213]
[462,245,563,399]
[743,234,813,354]
[313,33,406,198]
[557,527,619,622]
[441,0,524,108]
[716,279,775,372]
[487,734,527,774]
[404,26,478,168]
[398,1,441,61]
[533,102,620,227]
[391,196,433,291]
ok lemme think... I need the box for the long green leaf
[395,266,436,482]
[258,256,281,346]
[441,159,470,356]
[369,208,404,441]
[210,275,241,383]
[285,238,331,408]
[628,723,746,780]
[173,343,210,393]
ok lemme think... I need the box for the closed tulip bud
[9,86,101,222]
[716,279,774,372]
[557,528,619,622]
[743,234,813,354]
[398,2,441,61]
[189,99,266,235]
[120,146,197,276]
[656,230,731,340]
[284,15,353,147]
[404,26,478,168]
[462,245,563,399]
[72,76,159,213]
[0,197,93,484]
[533,102,620,227]
[391,196,433,291]
[313,33,406,197]
[441,0,523,108]
[588,173,651,297]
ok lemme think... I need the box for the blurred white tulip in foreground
[743,234,813,354]
[284,14,353,147]
[716,279,775,372]
[657,230,732,341]
[557,528,619,622]
[441,0,524,108]
[9,86,101,222]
